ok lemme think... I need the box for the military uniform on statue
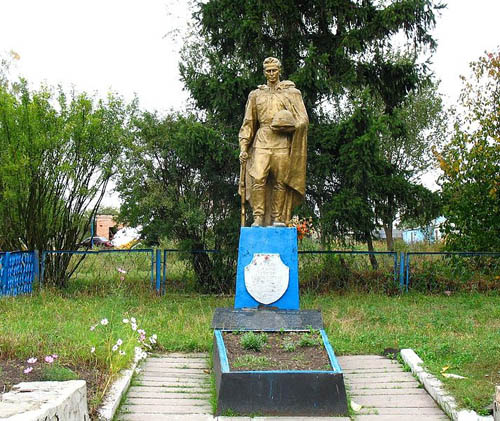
[239,57,308,227]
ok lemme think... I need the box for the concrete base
[0,380,88,421]
[213,330,348,417]
[235,227,299,310]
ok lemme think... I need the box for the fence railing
[41,249,155,290]
[2,249,499,296]
[0,251,38,296]
[405,251,500,292]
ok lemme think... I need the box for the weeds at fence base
[299,253,400,294]
[409,255,500,293]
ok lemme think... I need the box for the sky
[1,0,499,205]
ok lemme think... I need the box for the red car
[79,236,113,248]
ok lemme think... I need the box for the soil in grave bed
[222,330,332,371]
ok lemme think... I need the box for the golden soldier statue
[239,57,308,227]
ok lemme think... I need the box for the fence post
[40,251,47,288]
[405,253,410,291]
[33,250,39,293]
[150,250,154,288]
[393,253,398,283]
[1,252,10,296]
[155,249,161,294]
[162,250,167,295]
[399,252,406,291]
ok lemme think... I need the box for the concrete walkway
[338,355,449,421]
[116,353,449,421]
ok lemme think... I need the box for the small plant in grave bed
[233,355,273,370]
[240,331,268,352]
[298,329,322,348]
[282,340,296,352]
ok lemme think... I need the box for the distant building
[402,216,446,244]
[373,228,403,240]
[96,215,124,240]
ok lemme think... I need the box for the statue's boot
[271,190,287,227]
[251,189,266,227]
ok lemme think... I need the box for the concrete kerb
[97,347,146,421]
[494,386,500,421]
[401,348,493,421]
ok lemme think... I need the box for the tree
[435,50,500,252]
[0,76,134,286]
[116,112,241,292]
[368,59,447,250]
[180,0,445,252]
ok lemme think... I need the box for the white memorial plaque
[244,253,289,305]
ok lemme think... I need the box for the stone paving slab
[121,404,212,413]
[140,373,209,379]
[138,379,209,387]
[119,415,214,421]
[351,387,429,395]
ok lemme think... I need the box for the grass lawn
[0,282,498,417]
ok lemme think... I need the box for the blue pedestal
[234,227,299,310]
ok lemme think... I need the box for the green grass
[0,283,498,415]
[233,355,273,369]
[297,329,322,347]
[240,331,267,352]
[41,364,79,381]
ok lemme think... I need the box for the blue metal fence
[155,249,401,294]
[2,248,499,296]
[159,249,220,294]
[0,251,38,296]
[298,249,400,287]
[41,249,156,290]
[405,251,500,291]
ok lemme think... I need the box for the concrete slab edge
[401,348,493,421]
[97,347,146,421]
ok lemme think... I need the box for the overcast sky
[1,0,499,204]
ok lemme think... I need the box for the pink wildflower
[24,367,33,374]
[44,355,54,364]
[27,357,37,364]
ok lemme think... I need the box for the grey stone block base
[0,380,88,420]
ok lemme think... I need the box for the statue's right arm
[238,91,258,162]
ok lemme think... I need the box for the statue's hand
[239,150,248,163]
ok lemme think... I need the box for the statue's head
[263,57,281,84]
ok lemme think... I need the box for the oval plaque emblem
[244,253,289,305]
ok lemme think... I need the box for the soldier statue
[239,57,308,227]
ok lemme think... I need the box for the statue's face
[264,64,280,84]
